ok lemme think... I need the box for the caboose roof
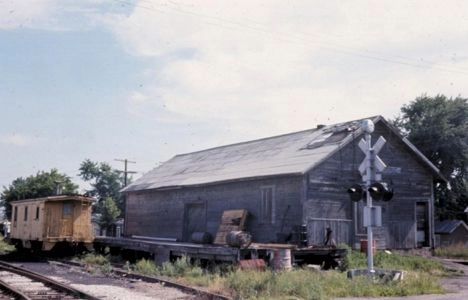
[10,195,94,205]
[122,115,445,192]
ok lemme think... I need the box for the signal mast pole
[349,120,391,276]
[363,122,375,273]
[360,119,386,274]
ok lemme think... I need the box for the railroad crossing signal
[347,183,393,202]
[368,182,394,201]
[347,184,364,202]
[358,136,387,181]
[346,119,396,274]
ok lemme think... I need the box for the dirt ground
[11,256,468,300]
[16,261,198,299]
[339,258,468,300]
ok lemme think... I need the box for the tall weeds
[434,243,468,259]
[82,250,447,299]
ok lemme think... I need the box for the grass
[374,251,445,275]
[0,236,15,255]
[223,266,444,299]
[79,253,113,274]
[80,250,448,299]
[341,244,445,275]
[226,269,325,300]
[80,253,110,265]
[434,243,468,259]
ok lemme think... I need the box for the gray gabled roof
[122,115,443,192]
[435,220,468,234]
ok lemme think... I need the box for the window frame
[13,206,18,223]
[260,185,276,224]
[63,202,73,216]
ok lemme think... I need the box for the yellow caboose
[10,195,94,251]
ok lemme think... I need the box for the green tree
[78,159,126,215]
[100,197,121,233]
[0,169,78,219]
[394,95,468,220]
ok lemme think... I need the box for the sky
[1,0,468,192]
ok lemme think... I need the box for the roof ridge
[173,115,382,158]
[173,127,319,158]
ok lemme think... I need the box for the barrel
[191,232,212,244]
[226,231,252,248]
[360,239,376,255]
[292,225,308,247]
[271,248,292,271]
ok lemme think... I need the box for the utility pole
[115,159,137,186]
[115,158,136,239]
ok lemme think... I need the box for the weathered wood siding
[71,201,93,240]
[125,176,304,243]
[305,122,435,249]
[10,201,45,241]
[437,226,468,247]
[45,202,65,237]
[10,197,94,243]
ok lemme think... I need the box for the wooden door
[46,203,61,237]
[61,202,73,236]
[416,202,429,247]
[183,203,206,242]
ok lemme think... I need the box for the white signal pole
[362,120,375,274]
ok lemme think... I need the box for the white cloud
[0,0,55,29]
[105,0,468,139]
[0,0,122,30]
[0,133,32,146]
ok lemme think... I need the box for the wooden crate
[214,209,248,245]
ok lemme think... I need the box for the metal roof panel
[122,115,443,192]
[122,118,367,192]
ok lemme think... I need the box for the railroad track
[0,260,100,300]
[52,260,232,300]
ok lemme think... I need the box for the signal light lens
[347,184,364,202]
[368,182,393,201]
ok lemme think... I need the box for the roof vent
[54,180,64,195]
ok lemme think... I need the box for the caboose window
[63,203,72,215]
[36,207,40,220]
[13,207,18,222]
[24,206,28,221]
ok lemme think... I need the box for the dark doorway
[183,202,206,242]
[416,202,429,247]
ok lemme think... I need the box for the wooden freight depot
[122,116,446,251]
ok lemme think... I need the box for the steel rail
[0,277,30,300]
[0,260,101,300]
[53,260,232,300]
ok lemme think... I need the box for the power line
[115,158,137,187]
[114,0,468,75]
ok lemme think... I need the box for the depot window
[260,186,275,224]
